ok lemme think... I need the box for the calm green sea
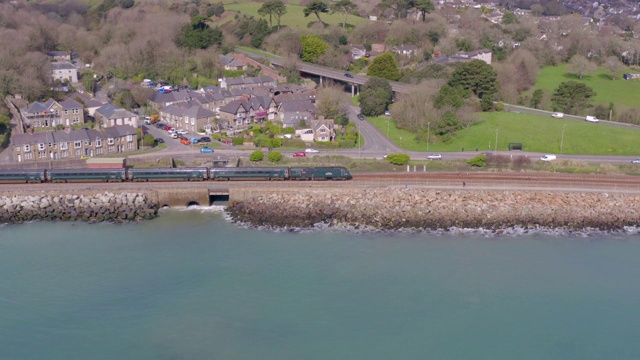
[1,208,640,359]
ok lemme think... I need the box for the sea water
[1,208,640,359]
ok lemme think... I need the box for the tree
[530,89,544,109]
[359,77,393,116]
[386,153,410,165]
[175,16,223,50]
[605,56,624,80]
[433,110,461,141]
[467,154,487,167]
[378,0,412,19]
[303,0,329,23]
[331,0,357,28]
[258,2,275,29]
[271,1,287,31]
[300,34,328,63]
[568,54,596,80]
[502,11,518,25]
[250,150,265,161]
[268,151,283,162]
[448,59,498,100]
[415,0,435,22]
[367,52,400,81]
[551,81,596,113]
[316,85,349,120]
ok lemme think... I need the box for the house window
[38,143,45,151]
[14,146,20,152]
[73,109,79,114]
[24,152,33,160]
[60,142,68,150]
[38,151,46,158]
[108,145,115,152]
[73,117,79,123]
[127,142,134,149]
[95,148,103,155]
[96,139,102,147]
[75,149,81,156]
[127,134,133,141]
[108,138,115,145]
[74,141,81,148]
[23,144,30,152]
[64,110,68,115]
[34,121,41,127]
[61,150,68,157]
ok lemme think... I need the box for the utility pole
[560,124,566,154]
[427,122,430,152]
[494,128,498,152]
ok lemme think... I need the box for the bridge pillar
[319,76,323,86]
[351,84,355,96]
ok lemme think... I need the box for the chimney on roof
[65,126,71,133]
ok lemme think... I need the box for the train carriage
[127,167,208,182]
[210,167,289,181]
[46,169,126,183]
[310,167,353,181]
[289,167,315,181]
[0,169,46,183]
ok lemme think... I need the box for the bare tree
[316,85,349,120]
[605,56,624,80]
[568,54,596,80]
[391,80,443,132]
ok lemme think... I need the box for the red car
[293,152,306,157]
[165,126,172,131]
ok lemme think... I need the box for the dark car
[141,126,149,135]
[344,73,354,78]
[357,113,365,121]
[199,136,211,143]
[155,138,165,144]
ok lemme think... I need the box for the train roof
[47,168,124,173]
[0,169,45,174]
[128,167,207,172]
[212,167,289,171]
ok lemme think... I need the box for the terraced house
[159,103,217,133]
[11,125,138,162]
[21,98,85,128]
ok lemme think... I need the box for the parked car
[293,152,306,157]
[189,137,199,144]
[427,154,442,160]
[155,138,165,144]
[180,137,191,145]
[585,115,599,123]
[344,73,354,78]
[540,154,557,161]
[199,136,211,143]
[165,126,172,131]
[384,110,391,116]
[177,129,189,135]
[141,126,149,135]
[200,147,214,153]
[631,159,640,164]
[551,112,564,118]
[305,148,319,153]
[170,133,179,139]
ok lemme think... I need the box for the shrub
[339,139,355,148]
[467,154,487,167]
[268,151,283,163]
[232,137,245,146]
[249,150,264,162]
[386,153,410,165]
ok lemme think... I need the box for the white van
[540,154,557,161]
[585,115,599,123]
[551,112,564,118]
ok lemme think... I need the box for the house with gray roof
[21,98,84,128]
[220,55,247,71]
[52,62,78,83]
[220,76,277,91]
[160,103,218,133]
[279,100,317,127]
[148,90,192,110]
[11,125,137,162]
[94,104,138,128]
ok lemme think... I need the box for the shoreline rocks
[0,191,158,224]
[228,188,640,230]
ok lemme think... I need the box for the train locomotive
[0,166,353,183]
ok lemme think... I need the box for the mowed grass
[532,65,640,109]
[369,112,640,155]
[222,2,366,29]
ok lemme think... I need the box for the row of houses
[11,125,138,162]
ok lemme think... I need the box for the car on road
[344,73,354,78]
[585,115,599,123]
[427,154,442,160]
[177,129,189,135]
[199,136,211,143]
[293,152,306,157]
[540,154,557,161]
[200,147,214,153]
[305,148,319,153]
[165,126,172,131]
[170,133,179,139]
[632,159,640,164]
[551,112,564,118]
[189,137,199,144]
[180,137,191,145]
[155,138,165,143]
[357,113,365,121]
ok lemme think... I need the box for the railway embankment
[0,190,158,224]
[228,188,640,230]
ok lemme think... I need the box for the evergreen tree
[366,52,400,81]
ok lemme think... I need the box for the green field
[532,65,640,110]
[370,112,640,156]
[222,2,366,29]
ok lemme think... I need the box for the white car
[427,154,442,160]
[305,148,319,153]
[551,112,564,118]
[177,129,189,135]
[540,154,557,161]
[585,115,599,123]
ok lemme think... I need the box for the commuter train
[0,166,353,183]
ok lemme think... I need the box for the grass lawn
[532,65,640,110]
[222,3,365,29]
[370,112,640,156]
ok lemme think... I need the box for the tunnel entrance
[210,194,229,206]
[187,201,200,207]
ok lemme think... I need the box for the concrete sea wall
[0,191,158,224]
[228,188,640,230]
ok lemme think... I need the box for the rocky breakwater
[0,191,158,224]
[229,188,640,230]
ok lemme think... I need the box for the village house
[21,98,85,128]
[68,92,104,117]
[310,118,335,142]
[148,90,192,110]
[219,55,247,71]
[218,100,251,129]
[11,125,137,162]
[190,88,234,112]
[51,62,78,83]
[351,45,367,60]
[392,45,418,57]
[159,103,218,133]
[279,100,317,127]
[94,103,138,128]
[219,76,277,91]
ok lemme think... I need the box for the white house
[52,62,78,83]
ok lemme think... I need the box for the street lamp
[494,128,499,152]
[560,124,566,154]
[387,119,390,138]
[427,122,430,152]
